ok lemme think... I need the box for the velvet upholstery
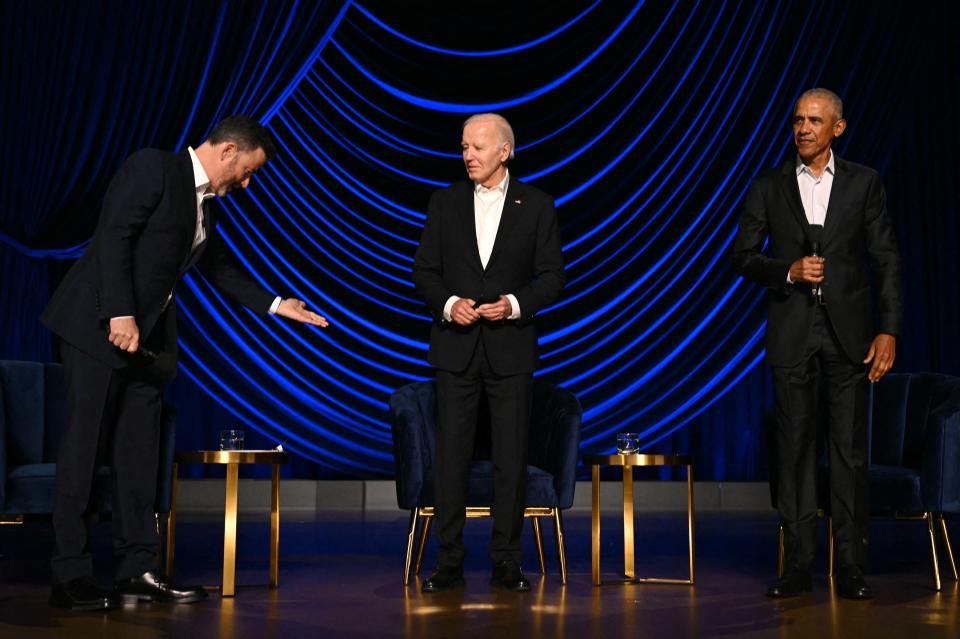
[868,373,960,515]
[0,359,176,516]
[390,380,582,511]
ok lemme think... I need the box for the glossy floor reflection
[1,510,957,638]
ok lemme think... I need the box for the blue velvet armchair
[0,360,176,523]
[775,373,960,590]
[390,379,582,584]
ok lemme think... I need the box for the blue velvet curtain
[0,0,348,358]
[2,1,957,480]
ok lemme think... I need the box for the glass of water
[616,432,639,454]
[219,429,245,451]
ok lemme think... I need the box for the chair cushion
[4,463,111,514]
[869,464,922,513]
[419,462,559,508]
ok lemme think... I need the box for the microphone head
[808,223,823,252]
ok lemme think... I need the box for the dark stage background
[2,1,957,481]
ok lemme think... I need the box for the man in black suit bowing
[41,116,328,610]
[413,113,564,592]
[733,89,902,599]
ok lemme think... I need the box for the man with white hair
[413,113,564,592]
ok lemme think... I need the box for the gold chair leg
[777,525,784,578]
[414,512,432,575]
[532,516,547,575]
[938,514,958,581]
[404,509,418,585]
[166,462,178,578]
[553,509,567,585]
[827,517,834,578]
[927,512,942,591]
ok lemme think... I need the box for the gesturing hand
[451,298,480,326]
[476,296,513,322]
[108,317,140,353]
[276,298,329,327]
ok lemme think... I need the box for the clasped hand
[451,296,512,326]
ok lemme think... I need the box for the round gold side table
[582,453,694,586]
[167,450,288,597]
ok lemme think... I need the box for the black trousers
[434,338,532,569]
[51,341,163,584]
[772,306,870,572]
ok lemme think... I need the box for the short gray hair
[462,113,515,160]
[796,88,844,121]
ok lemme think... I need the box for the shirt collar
[188,147,216,200]
[795,151,835,177]
[475,169,509,195]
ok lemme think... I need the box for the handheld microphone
[808,224,824,305]
[136,347,159,361]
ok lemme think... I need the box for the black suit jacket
[412,178,565,375]
[41,149,275,374]
[732,156,903,367]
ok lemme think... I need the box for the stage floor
[1,510,957,638]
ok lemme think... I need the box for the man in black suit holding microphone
[413,113,564,592]
[733,89,902,599]
[42,116,328,610]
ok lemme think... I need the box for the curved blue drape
[2,1,957,479]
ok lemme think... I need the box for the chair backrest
[1,359,178,514]
[871,373,960,468]
[390,379,583,510]
[0,360,68,466]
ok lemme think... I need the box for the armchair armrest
[921,384,960,513]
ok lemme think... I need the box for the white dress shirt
[796,151,835,226]
[443,171,521,321]
[786,152,835,284]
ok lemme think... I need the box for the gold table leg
[687,463,695,584]
[223,462,239,597]
[166,463,178,577]
[270,463,280,589]
[592,464,601,585]
[623,465,635,579]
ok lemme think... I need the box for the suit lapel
[176,150,202,273]
[777,159,810,239]
[821,156,847,247]
[459,181,484,271]
[486,180,522,269]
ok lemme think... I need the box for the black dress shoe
[836,565,873,600]
[422,567,465,592]
[766,570,812,598]
[491,560,531,592]
[50,576,120,611]
[115,570,207,604]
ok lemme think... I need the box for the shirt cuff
[268,297,282,314]
[110,316,135,320]
[443,296,460,322]
[505,294,521,320]
[786,272,794,284]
